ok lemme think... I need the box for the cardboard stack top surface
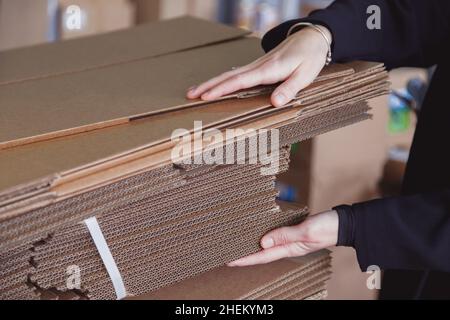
[0,17,389,300]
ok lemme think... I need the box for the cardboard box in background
[134,0,219,23]
[276,140,313,205]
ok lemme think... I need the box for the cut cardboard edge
[0,85,388,217]
[39,66,388,181]
[0,107,373,251]
[133,251,329,301]
[0,66,388,214]
[52,91,384,195]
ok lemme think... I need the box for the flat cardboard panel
[0,36,357,151]
[0,37,265,149]
[0,16,250,85]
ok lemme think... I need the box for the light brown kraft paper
[136,253,330,300]
[37,189,279,257]
[35,194,282,270]
[0,159,278,248]
[271,275,331,301]
[34,205,306,284]
[256,269,332,300]
[97,211,303,299]
[0,175,274,252]
[0,101,370,251]
[242,259,331,299]
[0,54,356,150]
[31,173,276,255]
[0,94,370,220]
[0,16,250,86]
[49,83,387,199]
[31,201,290,283]
[1,135,283,219]
[0,106,366,251]
[31,209,303,299]
[36,179,273,249]
[0,63,386,195]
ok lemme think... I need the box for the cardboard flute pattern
[0,17,389,300]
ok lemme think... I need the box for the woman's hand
[187,26,332,107]
[228,210,339,267]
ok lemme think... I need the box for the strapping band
[84,217,127,300]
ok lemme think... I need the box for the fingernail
[261,238,275,249]
[227,260,239,267]
[202,92,212,100]
[273,93,287,107]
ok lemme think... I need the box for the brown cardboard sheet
[32,200,281,280]
[31,207,304,299]
[133,251,329,300]
[52,88,385,195]
[0,160,281,250]
[0,65,387,198]
[0,95,271,194]
[32,174,277,258]
[36,190,279,257]
[0,37,265,150]
[0,97,379,226]
[0,16,250,86]
[0,50,357,151]
[256,269,331,300]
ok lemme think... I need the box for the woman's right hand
[187,25,332,107]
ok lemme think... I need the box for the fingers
[200,67,269,101]
[261,225,306,249]
[227,243,309,267]
[187,70,240,99]
[187,58,266,99]
[270,64,315,107]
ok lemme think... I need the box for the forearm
[334,189,450,272]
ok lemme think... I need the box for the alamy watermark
[367,5,382,30]
[65,5,82,31]
[366,265,382,290]
[66,265,81,290]
[170,121,280,176]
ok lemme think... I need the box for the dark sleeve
[333,189,450,272]
[262,0,450,69]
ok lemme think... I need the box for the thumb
[271,60,324,107]
[261,224,307,249]
[271,66,312,107]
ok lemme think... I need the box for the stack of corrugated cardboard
[134,251,332,301]
[0,17,389,300]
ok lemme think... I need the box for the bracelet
[287,22,332,66]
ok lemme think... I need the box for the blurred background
[0,0,429,300]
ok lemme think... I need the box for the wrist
[304,210,339,247]
[290,24,332,65]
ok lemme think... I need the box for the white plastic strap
[84,217,127,300]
